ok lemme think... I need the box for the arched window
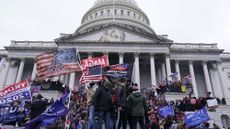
[101,11,104,16]
[121,10,124,16]
[127,11,130,16]
[107,9,110,15]
[133,13,136,18]
[95,12,98,17]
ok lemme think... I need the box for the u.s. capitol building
[0,0,230,127]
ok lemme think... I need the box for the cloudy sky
[0,0,230,51]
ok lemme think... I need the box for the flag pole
[64,88,72,129]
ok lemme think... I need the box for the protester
[86,82,98,129]
[116,77,128,129]
[93,79,114,129]
[127,83,148,129]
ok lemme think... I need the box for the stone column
[60,75,65,83]
[202,61,213,96]
[175,60,181,81]
[150,53,156,86]
[189,61,198,97]
[134,53,140,90]
[16,58,25,82]
[88,52,92,58]
[165,54,172,81]
[161,63,166,79]
[0,58,11,87]
[217,62,227,98]
[31,63,37,80]
[119,52,124,64]
[69,72,76,90]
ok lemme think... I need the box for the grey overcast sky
[0,0,230,51]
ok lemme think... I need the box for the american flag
[36,48,81,80]
[80,65,102,84]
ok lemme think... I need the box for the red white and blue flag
[80,65,103,84]
[36,48,81,80]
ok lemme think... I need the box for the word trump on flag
[81,54,109,70]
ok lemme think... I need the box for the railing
[10,41,57,47]
[171,43,218,49]
[221,53,230,58]
[0,49,7,55]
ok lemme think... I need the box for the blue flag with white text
[184,108,210,128]
[25,92,69,129]
[158,105,175,117]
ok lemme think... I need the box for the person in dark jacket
[116,77,128,129]
[93,79,113,129]
[127,84,147,129]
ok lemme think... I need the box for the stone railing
[0,49,7,55]
[94,0,137,7]
[221,53,230,58]
[171,43,218,49]
[10,41,57,47]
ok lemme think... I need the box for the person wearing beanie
[127,84,148,129]
[93,79,113,129]
[86,82,98,129]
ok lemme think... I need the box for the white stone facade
[0,0,230,128]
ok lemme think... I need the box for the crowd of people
[1,76,227,129]
[62,77,225,129]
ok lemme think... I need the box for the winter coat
[93,86,113,112]
[127,91,147,117]
[116,84,127,108]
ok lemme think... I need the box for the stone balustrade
[171,43,218,49]
[10,41,57,47]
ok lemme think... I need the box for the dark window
[101,11,104,16]
[121,10,124,16]
[127,11,130,16]
[114,9,117,15]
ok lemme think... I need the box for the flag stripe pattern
[80,65,102,83]
[36,48,81,80]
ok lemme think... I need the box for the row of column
[0,58,37,88]
[117,52,225,98]
[0,54,227,99]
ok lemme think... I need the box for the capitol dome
[74,0,156,35]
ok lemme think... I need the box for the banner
[158,105,174,117]
[26,92,69,129]
[207,99,218,107]
[81,54,109,70]
[0,80,31,124]
[103,63,133,79]
[184,108,210,127]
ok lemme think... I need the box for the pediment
[56,23,165,43]
[71,27,155,42]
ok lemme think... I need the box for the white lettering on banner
[0,80,28,97]
[0,92,26,105]
[81,55,109,70]
[0,107,25,115]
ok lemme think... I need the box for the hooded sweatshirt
[127,91,147,117]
